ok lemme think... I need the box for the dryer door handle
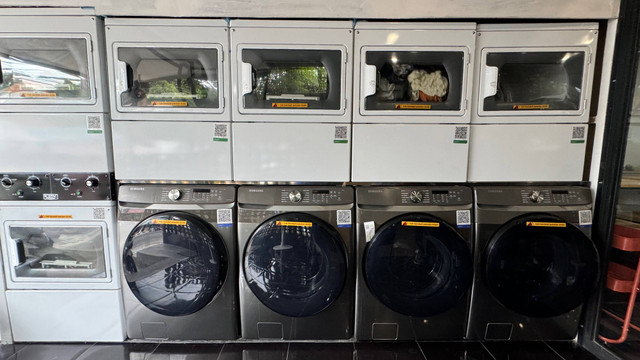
[481,66,499,99]
[241,62,253,96]
[115,60,129,96]
[361,64,378,98]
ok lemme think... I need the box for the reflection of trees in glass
[256,65,328,99]
[145,78,216,107]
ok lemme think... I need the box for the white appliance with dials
[105,18,232,181]
[230,20,353,182]
[351,22,475,182]
[0,173,124,342]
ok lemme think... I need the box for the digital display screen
[193,189,211,193]
[552,190,569,195]
[432,190,449,195]
[312,190,330,194]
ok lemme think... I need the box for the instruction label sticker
[151,101,188,107]
[456,210,471,228]
[364,221,376,242]
[579,210,593,227]
[217,209,233,227]
[22,92,56,98]
[337,210,352,228]
[334,126,348,144]
[513,104,549,110]
[39,214,72,219]
[526,221,566,228]
[43,194,59,201]
[571,126,586,144]
[272,103,308,108]
[87,115,103,134]
[454,126,469,144]
[395,104,431,110]
[276,221,312,227]
[402,221,440,227]
[213,123,229,142]
[151,219,187,226]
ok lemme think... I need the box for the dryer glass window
[122,212,228,317]
[241,49,342,110]
[364,214,473,317]
[363,50,464,111]
[117,47,220,109]
[243,213,347,317]
[483,214,599,317]
[0,38,91,100]
[482,51,586,112]
[7,225,107,280]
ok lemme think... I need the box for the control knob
[289,190,302,203]
[530,190,544,203]
[85,176,99,188]
[410,190,423,203]
[60,177,72,188]
[168,189,182,201]
[25,176,40,189]
[1,177,13,188]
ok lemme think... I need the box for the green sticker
[571,140,585,144]
[334,139,348,144]
[87,130,103,134]
[453,140,468,144]
[214,138,229,142]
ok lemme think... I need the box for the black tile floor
[0,341,598,360]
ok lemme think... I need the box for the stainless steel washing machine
[355,186,474,340]
[467,186,600,341]
[237,186,354,340]
[118,184,238,340]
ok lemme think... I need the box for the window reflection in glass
[0,38,91,99]
[8,226,106,279]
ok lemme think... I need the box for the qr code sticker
[217,209,233,227]
[456,210,471,228]
[93,208,105,220]
[579,210,592,227]
[87,115,103,131]
[214,124,228,139]
[335,126,348,139]
[337,210,352,228]
[572,126,585,140]
[455,126,468,140]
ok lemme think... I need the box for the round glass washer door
[122,211,228,316]
[364,213,473,317]
[483,213,600,317]
[243,212,348,318]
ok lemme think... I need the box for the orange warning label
[22,93,56,98]
[272,103,308,108]
[401,221,440,227]
[38,215,72,219]
[395,104,431,110]
[276,221,313,227]
[513,104,550,110]
[151,219,187,226]
[151,101,188,107]
[526,221,566,228]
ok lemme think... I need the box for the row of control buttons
[1,176,100,189]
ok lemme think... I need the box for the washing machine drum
[483,213,600,318]
[122,211,228,317]
[364,213,473,317]
[243,212,348,318]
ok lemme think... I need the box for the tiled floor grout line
[480,341,498,360]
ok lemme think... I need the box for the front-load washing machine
[467,186,600,341]
[238,186,354,340]
[355,186,474,340]
[118,184,238,340]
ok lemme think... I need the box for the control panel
[0,173,113,201]
[157,186,235,203]
[400,188,471,205]
[519,189,589,205]
[278,188,349,205]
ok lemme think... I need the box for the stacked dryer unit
[468,23,599,182]
[352,22,475,182]
[230,20,353,182]
[105,18,232,181]
[0,9,124,342]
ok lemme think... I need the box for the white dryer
[230,20,353,182]
[105,18,232,181]
[468,23,598,182]
[352,22,476,182]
